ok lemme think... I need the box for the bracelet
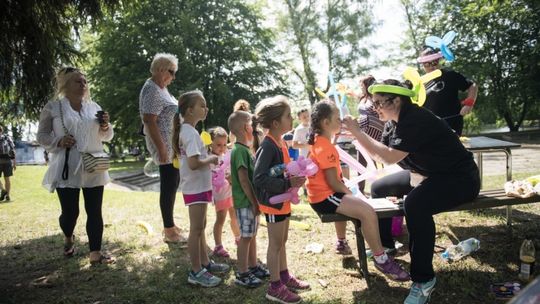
[461,97,475,107]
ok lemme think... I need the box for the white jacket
[37,98,114,192]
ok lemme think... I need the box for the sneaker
[0,190,6,201]
[212,245,230,258]
[187,268,221,287]
[266,284,302,304]
[203,260,230,273]
[249,264,270,279]
[373,257,410,281]
[335,240,352,255]
[4,195,10,202]
[285,276,310,290]
[235,271,263,288]
[404,277,436,304]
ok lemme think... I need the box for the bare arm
[238,167,259,214]
[142,113,168,163]
[292,141,309,150]
[323,167,352,194]
[187,154,218,171]
[460,82,478,116]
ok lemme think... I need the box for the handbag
[59,102,110,174]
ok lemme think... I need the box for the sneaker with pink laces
[373,256,410,281]
[212,245,230,258]
[285,276,310,290]
[266,284,302,304]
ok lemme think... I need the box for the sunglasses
[373,97,395,109]
[168,69,176,76]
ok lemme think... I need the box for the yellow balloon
[315,88,327,98]
[402,67,441,107]
[421,69,442,83]
[201,131,212,146]
[173,157,180,169]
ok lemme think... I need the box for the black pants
[371,169,480,282]
[57,186,104,251]
[159,164,180,228]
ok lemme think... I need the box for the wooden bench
[317,189,540,288]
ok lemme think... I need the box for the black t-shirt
[424,68,473,119]
[381,102,477,176]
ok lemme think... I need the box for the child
[292,108,310,158]
[253,96,309,304]
[208,126,240,257]
[228,111,270,288]
[172,90,229,287]
[305,101,410,282]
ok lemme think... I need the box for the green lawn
[0,166,539,304]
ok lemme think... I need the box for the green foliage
[89,0,287,146]
[0,0,118,124]
[402,0,540,131]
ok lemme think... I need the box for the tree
[0,0,118,129]
[279,0,374,104]
[403,0,540,131]
[89,0,287,147]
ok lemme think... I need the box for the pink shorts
[183,190,213,206]
[214,196,233,212]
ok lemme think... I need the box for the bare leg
[267,220,288,282]
[248,237,258,268]
[237,236,253,273]
[228,207,240,240]
[334,221,347,239]
[213,209,227,247]
[188,204,207,272]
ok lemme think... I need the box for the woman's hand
[342,115,360,134]
[58,135,76,148]
[99,112,110,130]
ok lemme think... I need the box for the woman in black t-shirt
[343,79,480,304]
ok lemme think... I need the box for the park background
[1,0,539,303]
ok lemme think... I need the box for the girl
[253,96,308,304]
[305,102,410,282]
[172,90,229,288]
[208,126,240,257]
[343,80,480,304]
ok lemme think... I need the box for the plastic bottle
[519,237,536,282]
[269,164,286,177]
[441,238,481,261]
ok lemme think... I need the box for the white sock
[374,252,389,264]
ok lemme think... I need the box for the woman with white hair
[37,67,115,265]
[139,53,186,243]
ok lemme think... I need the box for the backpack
[0,135,14,159]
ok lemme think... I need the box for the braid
[308,101,335,145]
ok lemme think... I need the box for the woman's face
[372,94,399,122]
[161,64,177,87]
[65,73,88,98]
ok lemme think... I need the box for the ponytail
[172,113,182,158]
[308,101,335,145]
[307,128,316,145]
[252,118,262,152]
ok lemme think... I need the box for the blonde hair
[172,90,205,157]
[53,67,90,102]
[208,126,228,141]
[228,111,251,138]
[233,99,251,112]
[150,53,178,74]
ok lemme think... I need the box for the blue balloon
[424,31,457,62]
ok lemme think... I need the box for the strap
[59,101,70,180]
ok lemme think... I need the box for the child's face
[211,136,228,155]
[298,111,310,125]
[326,107,341,135]
[276,106,293,134]
[190,97,208,121]
[245,118,254,143]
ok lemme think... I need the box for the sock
[374,252,389,264]
[338,238,346,245]
[280,269,292,283]
[270,280,282,290]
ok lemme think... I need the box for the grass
[1,166,539,304]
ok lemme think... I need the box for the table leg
[504,149,513,226]
[354,219,371,288]
[476,152,483,189]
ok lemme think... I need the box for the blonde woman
[37,67,114,265]
[139,53,186,243]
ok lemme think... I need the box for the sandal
[90,254,115,266]
[63,236,75,257]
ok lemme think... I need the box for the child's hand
[207,155,219,165]
[252,203,260,216]
[289,176,306,188]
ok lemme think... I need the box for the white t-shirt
[293,123,310,158]
[179,124,212,195]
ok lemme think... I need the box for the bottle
[441,238,481,261]
[519,237,536,282]
[269,164,286,177]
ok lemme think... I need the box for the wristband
[461,97,475,107]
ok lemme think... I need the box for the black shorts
[264,213,291,223]
[0,162,13,177]
[310,192,346,214]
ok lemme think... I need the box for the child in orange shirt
[253,96,308,304]
[305,101,410,282]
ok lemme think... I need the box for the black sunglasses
[373,97,395,109]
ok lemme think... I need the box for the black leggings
[159,164,180,228]
[57,186,104,252]
[371,169,480,282]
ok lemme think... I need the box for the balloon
[425,30,457,62]
[143,159,159,178]
[212,150,231,193]
[328,72,345,119]
[402,67,442,106]
[269,156,319,204]
[315,88,328,98]
[173,157,180,169]
[201,131,212,146]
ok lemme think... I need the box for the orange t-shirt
[257,134,292,215]
[306,135,342,203]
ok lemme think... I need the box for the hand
[158,148,169,164]
[59,135,76,148]
[460,105,473,116]
[12,163,16,171]
[99,112,110,130]
[252,203,260,216]
[289,176,306,188]
[342,115,360,133]
[207,155,219,165]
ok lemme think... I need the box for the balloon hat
[418,31,457,63]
